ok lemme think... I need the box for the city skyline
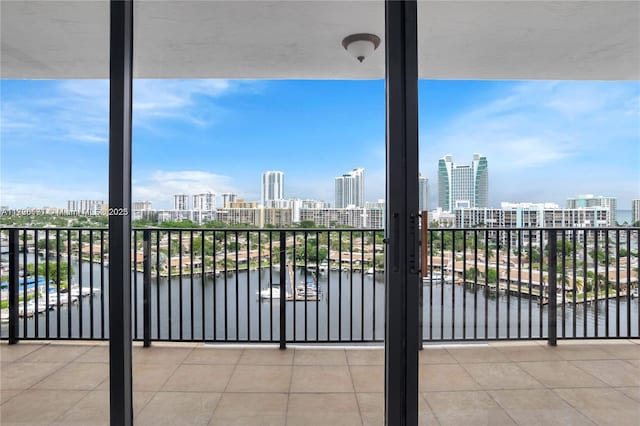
[1,80,638,209]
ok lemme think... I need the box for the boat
[366,267,374,275]
[258,284,281,299]
[633,287,639,298]
[318,261,328,273]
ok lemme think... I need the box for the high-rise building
[173,194,189,211]
[335,167,364,208]
[418,174,429,212]
[631,199,640,225]
[261,171,285,207]
[566,194,617,225]
[192,192,215,212]
[132,201,152,211]
[221,193,238,208]
[438,153,488,212]
[67,200,105,215]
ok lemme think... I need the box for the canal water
[2,255,638,342]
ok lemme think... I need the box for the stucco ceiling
[1,0,638,80]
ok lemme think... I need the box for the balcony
[1,340,639,425]
[1,226,639,423]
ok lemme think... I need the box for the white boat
[258,284,281,299]
[366,267,374,275]
[318,262,328,273]
[633,287,639,298]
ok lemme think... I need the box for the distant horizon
[1,79,638,209]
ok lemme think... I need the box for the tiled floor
[1,340,639,425]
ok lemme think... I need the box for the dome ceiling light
[341,33,381,63]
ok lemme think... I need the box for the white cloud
[133,170,238,208]
[420,80,639,207]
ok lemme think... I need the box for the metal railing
[1,226,638,345]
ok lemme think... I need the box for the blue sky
[1,79,638,209]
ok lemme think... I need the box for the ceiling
[1,0,638,80]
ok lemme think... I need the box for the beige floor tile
[462,363,543,390]
[226,365,291,392]
[350,365,384,392]
[518,361,608,388]
[162,364,234,392]
[615,387,640,403]
[136,391,220,426]
[495,345,563,362]
[0,389,87,424]
[290,365,354,392]
[599,343,640,360]
[419,347,458,364]
[238,348,294,365]
[0,343,46,363]
[209,392,287,425]
[0,390,21,405]
[184,347,243,365]
[75,346,109,363]
[95,363,180,391]
[572,359,640,386]
[33,362,108,391]
[419,364,480,391]
[294,348,347,365]
[554,387,640,425]
[345,349,384,365]
[489,389,595,425]
[132,346,193,364]
[554,345,614,361]
[358,393,436,425]
[0,362,64,390]
[625,359,640,369]
[287,393,361,425]
[20,345,90,363]
[50,390,154,425]
[425,390,516,425]
[446,346,510,363]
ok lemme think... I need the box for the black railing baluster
[328,231,333,341]
[506,229,511,339]
[548,229,557,346]
[67,230,72,339]
[201,230,205,341]
[168,232,173,340]
[234,231,239,342]
[539,229,543,339]
[57,230,62,339]
[462,230,467,340]
[338,231,342,341]
[156,231,161,340]
[615,230,620,337]
[34,229,39,338]
[190,230,195,341]
[133,230,138,340]
[246,231,250,341]
[627,229,631,337]
[179,230,184,341]
[77,230,82,339]
[89,230,94,339]
[143,230,151,347]
[45,230,50,338]
[258,231,262,341]
[594,231,599,337]
[8,229,19,344]
[440,229,444,340]
[605,230,610,337]
[100,230,105,339]
[279,231,286,349]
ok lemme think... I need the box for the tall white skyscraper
[335,167,364,208]
[193,192,215,211]
[173,194,189,211]
[418,174,429,212]
[632,199,640,225]
[261,171,285,207]
[438,154,488,212]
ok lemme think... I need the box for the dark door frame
[107,1,420,424]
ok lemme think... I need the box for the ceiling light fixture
[341,33,381,63]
